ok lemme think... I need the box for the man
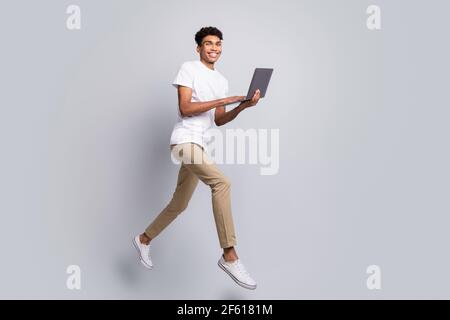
[133,26,261,290]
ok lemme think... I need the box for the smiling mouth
[207,52,219,58]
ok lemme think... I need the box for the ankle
[140,233,151,245]
[223,256,237,263]
[223,248,238,262]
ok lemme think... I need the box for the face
[196,35,222,64]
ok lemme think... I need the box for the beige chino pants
[144,142,237,248]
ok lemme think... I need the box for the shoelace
[235,260,251,279]
[142,243,150,257]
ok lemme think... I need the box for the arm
[177,85,245,117]
[215,89,261,126]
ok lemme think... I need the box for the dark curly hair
[195,26,223,46]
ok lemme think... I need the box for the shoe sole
[217,260,257,290]
[132,238,153,270]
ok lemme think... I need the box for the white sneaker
[218,255,257,290]
[132,235,153,269]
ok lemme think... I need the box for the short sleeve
[172,62,194,89]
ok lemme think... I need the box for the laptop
[242,68,274,102]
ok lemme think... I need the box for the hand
[245,89,261,108]
[223,95,246,106]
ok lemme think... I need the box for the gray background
[0,0,449,299]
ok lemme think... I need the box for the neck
[200,58,215,70]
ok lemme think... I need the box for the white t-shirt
[170,60,229,150]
